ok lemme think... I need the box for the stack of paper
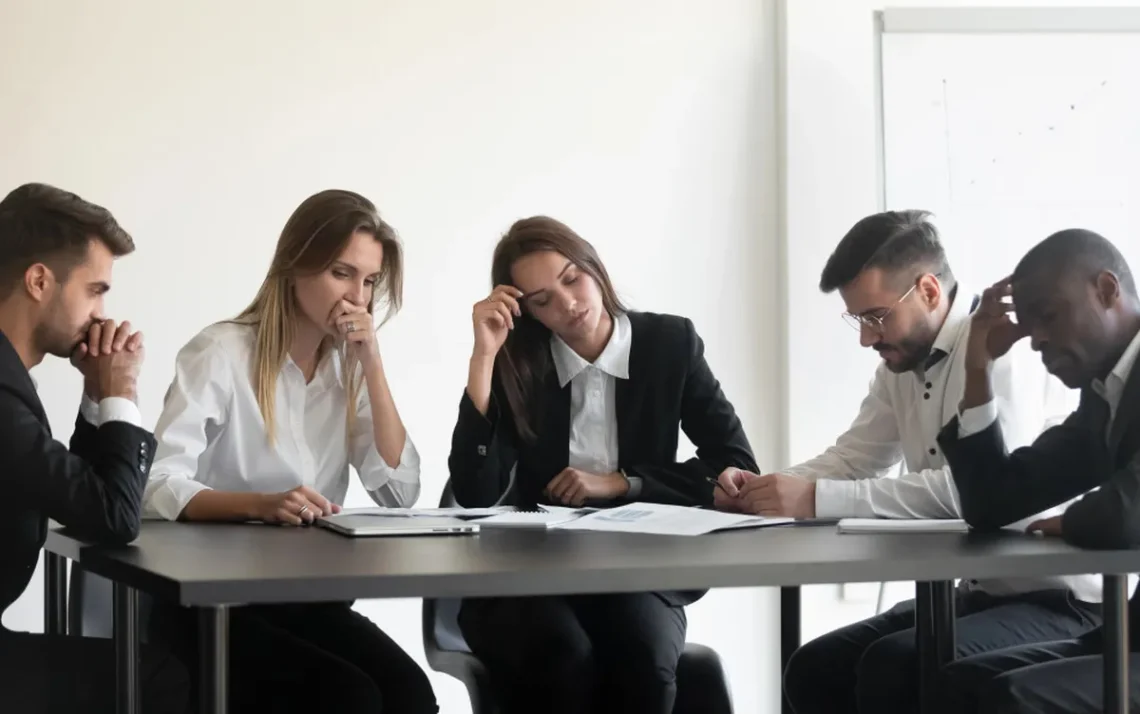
[837,518,969,534]
[552,502,793,536]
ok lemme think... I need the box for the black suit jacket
[448,312,758,604]
[936,340,1140,645]
[0,330,156,621]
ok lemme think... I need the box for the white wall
[784,0,1140,642]
[0,1,782,712]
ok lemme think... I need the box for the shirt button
[926,382,933,389]
[929,447,937,455]
[924,393,930,400]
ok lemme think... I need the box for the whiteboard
[882,32,1140,287]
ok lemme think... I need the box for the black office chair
[421,481,734,714]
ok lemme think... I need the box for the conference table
[44,521,1139,714]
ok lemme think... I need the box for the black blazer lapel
[1108,366,1140,457]
[615,375,637,468]
[614,317,643,467]
[538,368,571,474]
[0,329,47,428]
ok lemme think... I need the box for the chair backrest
[440,466,517,508]
[68,565,154,641]
[427,480,475,653]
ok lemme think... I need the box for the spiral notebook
[476,505,596,529]
[315,514,481,537]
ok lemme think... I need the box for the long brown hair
[492,216,626,442]
[235,189,403,443]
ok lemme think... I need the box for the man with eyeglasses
[714,211,1103,714]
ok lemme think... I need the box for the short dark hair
[1014,228,1137,298]
[0,183,134,297]
[819,210,953,293]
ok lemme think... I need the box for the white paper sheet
[837,518,968,534]
[335,506,515,519]
[552,502,793,536]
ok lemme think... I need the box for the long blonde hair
[235,189,403,443]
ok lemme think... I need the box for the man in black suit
[0,183,188,713]
[935,228,1140,713]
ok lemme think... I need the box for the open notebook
[837,518,969,534]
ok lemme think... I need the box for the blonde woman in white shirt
[144,189,436,714]
[716,211,1101,714]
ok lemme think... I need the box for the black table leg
[917,580,957,714]
[199,606,230,714]
[915,582,935,714]
[781,586,800,714]
[43,551,67,635]
[932,580,956,666]
[114,583,140,714]
[1104,574,1129,714]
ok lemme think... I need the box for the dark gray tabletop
[47,521,1140,606]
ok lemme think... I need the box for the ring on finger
[297,504,310,516]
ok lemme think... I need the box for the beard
[34,298,89,359]
[875,324,938,374]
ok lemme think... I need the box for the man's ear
[24,263,53,303]
[917,272,943,309]
[1095,270,1122,309]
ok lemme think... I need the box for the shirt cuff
[625,474,643,499]
[80,395,100,425]
[958,400,998,438]
[144,477,211,521]
[85,395,142,428]
[815,479,860,518]
[358,434,421,496]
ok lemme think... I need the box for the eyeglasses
[841,276,932,334]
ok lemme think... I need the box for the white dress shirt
[550,312,637,494]
[783,288,1101,601]
[143,322,421,520]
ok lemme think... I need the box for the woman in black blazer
[448,216,758,714]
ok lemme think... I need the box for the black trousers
[782,588,1101,714]
[458,592,687,714]
[150,600,437,714]
[0,629,190,714]
[939,635,1140,714]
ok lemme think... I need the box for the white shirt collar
[932,285,976,357]
[1097,327,1140,399]
[916,285,975,375]
[283,341,344,389]
[1110,327,1140,386]
[551,312,632,388]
